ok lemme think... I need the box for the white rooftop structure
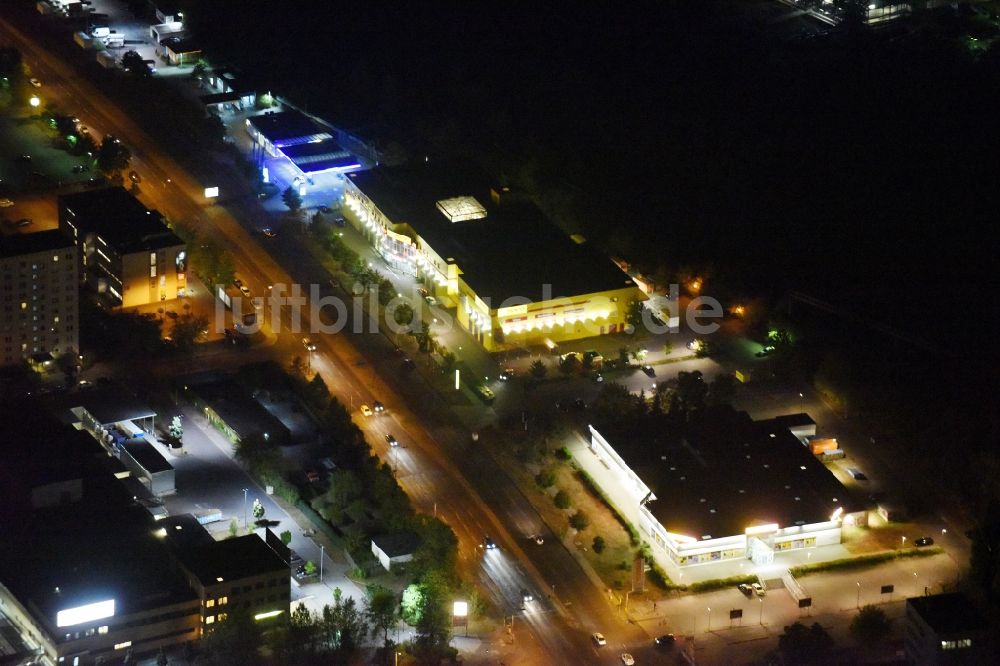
[435,196,487,223]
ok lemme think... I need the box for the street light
[856,582,861,609]
[320,544,325,583]
[242,488,248,529]
[901,536,907,549]
[706,607,712,633]
[29,95,40,108]
[758,597,764,625]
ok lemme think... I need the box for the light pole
[856,582,861,609]
[706,607,712,633]
[901,536,907,549]
[798,392,803,412]
[320,544,325,583]
[242,488,248,530]
[758,597,764,625]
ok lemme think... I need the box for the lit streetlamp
[453,601,469,637]
[29,95,40,108]
[706,607,712,633]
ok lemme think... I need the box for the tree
[96,135,131,174]
[52,113,77,137]
[569,510,590,530]
[251,498,265,521]
[191,58,208,80]
[280,530,292,546]
[626,299,646,332]
[393,302,414,330]
[554,490,570,509]
[413,572,453,661]
[663,341,673,356]
[400,584,423,624]
[970,505,1000,600]
[304,560,317,576]
[592,535,606,553]
[366,586,399,645]
[377,278,396,307]
[415,320,434,353]
[200,610,262,665]
[850,605,891,646]
[328,469,363,509]
[529,359,547,379]
[228,518,238,538]
[778,621,834,665]
[190,236,235,288]
[120,50,150,76]
[676,370,708,416]
[282,185,302,213]
[319,592,368,657]
[559,354,580,375]
[708,373,737,405]
[535,468,555,488]
[171,313,208,351]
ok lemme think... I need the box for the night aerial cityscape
[0,0,998,665]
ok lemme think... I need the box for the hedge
[789,547,943,577]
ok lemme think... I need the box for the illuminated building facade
[0,230,79,366]
[586,407,862,568]
[345,162,643,351]
[58,188,186,307]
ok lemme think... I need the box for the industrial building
[905,593,994,665]
[345,162,643,351]
[58,187,186,308]
[245,109,361,178]
[0,229,79,366]
[586,407,861,568]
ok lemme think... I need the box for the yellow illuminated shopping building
[344,162,643,352]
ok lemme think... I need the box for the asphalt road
[0,14,655,663]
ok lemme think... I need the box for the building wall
[195,572,290,633]
[0,243,79,366]
[119,244,186,308]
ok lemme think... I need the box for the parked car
[425,295,438,306]
[15,218,32,228]
[359,404,373,417]
[533,534,544,545]
[915,537,934,547]
[0,198,13,207]
[621,653,635,666]
[385,434,398,447]
[261,227,276,238]
[848,468,868,481]
[752,582,765,597]
[240,285,252,297]
[591,632,607,647]
[641,365,655,377]
[233,278,243,289]
[29,78,41,88]
[738,583,752,597]
[319,205,332,214]
[334,216,346,227]
[655,634,675,648]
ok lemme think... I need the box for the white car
[621,653,635,665]
[0,198,13,207]
[752,582,765,597]
[591,632,606,647]
[29,78,41,88]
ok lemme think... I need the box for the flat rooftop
[0,229,74,258]
[122,437,172,474]
[602,406,852,539]
[189,379,289,444]
[372,531,420,558]
[349,162,636,303]
[279,140,359,174]
[908,593,989,635]
[247,110,332,147]
[45,381,156,426]
[178,535,287,585]
[59,187,181,254]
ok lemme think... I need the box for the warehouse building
[245,109,361,178]
[58,188,186,307]
[586,407,861,568]
[345,162,643,351]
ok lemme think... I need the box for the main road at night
[0,14,664,664]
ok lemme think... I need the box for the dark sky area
[185,1,995,343]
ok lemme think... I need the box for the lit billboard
[56,599,115,627]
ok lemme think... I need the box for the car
[295,565,307,576]
[319,205,332,214]
[418,287,429,298]
[755,344,776,358]
[655,634,675,647]
[621,653,635,665]
[483,535,497,550]
[71,164,87,173]
[240,285,252,297]
[334,216,346,227]
[533,534,544,545]
[498,368,514,381]
[425,295,438,306]
[15,218,32,228]
[848,468,868,481]
[593,372,604,383]
[16,154,31,162]
[738,583,753,597]
[302,337,317,352]
[0,198,13,207]
[29,78,41,88]
[128,170,141,184]
[305,470,320,483]
[233,278,243,289]
[591,632,607,647]
[915,537,934,547]
[359,404,373,417]
[261,227,276,238]
[641,365,655,377]
[521,589,533,603]
[385,434,398,447]
[752,582,765,597]
[373,401,385,413]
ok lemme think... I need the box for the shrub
[569,510,590,531]
[535,468,556,488]
[788,547,942,577]
[576,469,639,545]
[688,574,755,593]
[592,535,606,554]
[555,446,572,461]
[554,490,571,509]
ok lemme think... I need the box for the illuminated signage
[254,610,284,621]
[57,599,115,627]
[453,601,468,617]
[497,304,528,317]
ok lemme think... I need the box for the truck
[103,34,124,48]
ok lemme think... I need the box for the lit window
[53,255,59,262]
[205,616,215,625]
[98,626,108,634]
[114,641,132,650]
[150,266,157,278]
[206,599,215,608]
[218,596,228,605]
[218,613,228,621]
[150,252,156,265]
[20,302,27,310]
